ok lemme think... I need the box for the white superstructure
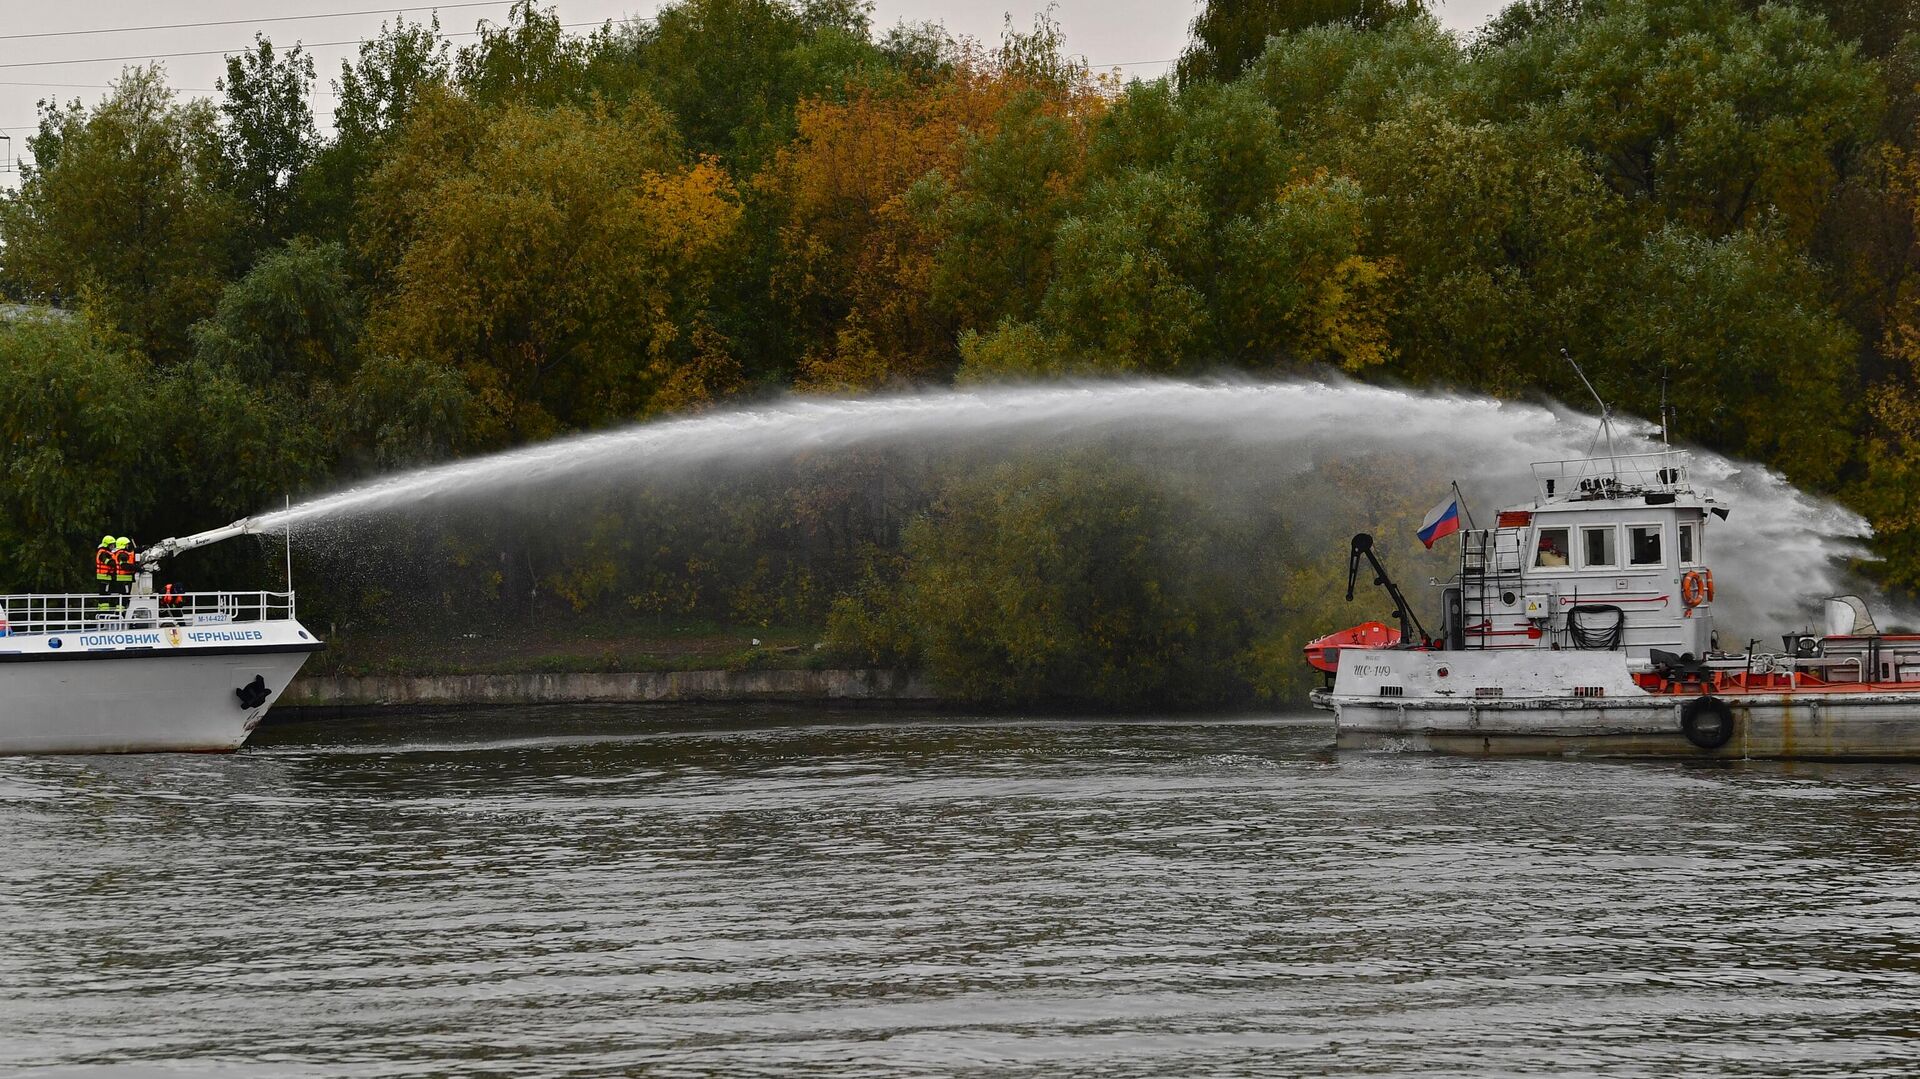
[1308,449,1920,759]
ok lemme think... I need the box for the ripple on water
[2,706,1919,1077]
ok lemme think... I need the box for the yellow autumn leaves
[361,95,743,443]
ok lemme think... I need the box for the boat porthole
[1437,667,1450,678]
[297,631,308,639]
[47,638,60,649]
[1501,591,1517,606]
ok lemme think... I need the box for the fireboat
[0,518,322,754]
[1304,446,1920,760]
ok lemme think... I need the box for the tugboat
[1305,446,1920,760]
[0,518,322,754]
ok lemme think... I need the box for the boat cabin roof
[1523,450,1713,514]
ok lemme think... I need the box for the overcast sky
[0,0,1509,180]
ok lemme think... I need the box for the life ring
[1680,695,1735,750]
[1682,569,1714,607]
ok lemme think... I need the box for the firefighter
[94,534,116,611]
[112,536,136,596]
[94,534,114,593]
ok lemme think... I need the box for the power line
[0,2,514,43]
[0,80,224,92]
[0,18,618,71]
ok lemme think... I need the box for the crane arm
[1345,533,1430,646]
[141,517,269,568]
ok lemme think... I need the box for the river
[2,707,1917,1076]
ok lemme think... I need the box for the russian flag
[1417,495,1461,549]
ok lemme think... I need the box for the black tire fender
[1680,695,1736,750]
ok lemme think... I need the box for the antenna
[1561,348,1618,473]
[284,494,294,594]
[1659,366,1671,446]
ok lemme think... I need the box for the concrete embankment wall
[280,669,935,711]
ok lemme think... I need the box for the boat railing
[0,591,296,636]
[1530,451,1690,502]
[1461,528,1526,576]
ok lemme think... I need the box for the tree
[297,16,452,240]
[455,1,597,107]
[337,16,454,145]
[1177,0,1424,87]
[1608,226,1859,488]
[755,16,1108,389]
[1038,169,1214,370]
[192,238,360,390]
[829,456,1265,707]
[1243,16,1462,145]
[218,35,319,247]
[361,97,743,442]
[929,89,1099,333]
[0,67,239,361]
[1340,98,1623,392]
[1476,0,1881,243]
[0,318,158,590]
[630,0,879,165]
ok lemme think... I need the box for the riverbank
[280,668,935,712]
[303,619,831,679]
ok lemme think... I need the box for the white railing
[0,591,296,636]
[1531,450,1690,503]
[1461,528,1525,575]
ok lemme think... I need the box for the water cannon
[135,516,275,591]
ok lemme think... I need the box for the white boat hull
[1325,693,1920,759]
[0,617,321,754]
[1319,648,1920,759]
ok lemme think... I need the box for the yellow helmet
[100,535,114,546]
[115,537,130,548]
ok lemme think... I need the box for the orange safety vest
[94,546,113,581]
[160,584,184,607]
[112,547,135,583]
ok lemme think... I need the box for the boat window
[1628,525,1662,566]
[1535,527,1570,568]
[1679,523,1696,565]
[1581,526,1617,568]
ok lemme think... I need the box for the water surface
[3,707,1917,1076]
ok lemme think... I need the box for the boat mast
[1562,348,1619,479]
[1659,367,1671,447]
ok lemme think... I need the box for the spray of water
[251,377,1879,633]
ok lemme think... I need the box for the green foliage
[360,95,742,441]
[218,36,319,247]
[0,320,157,590]
[1614,226,1859,488]
[976,82,1397,374]
[1475,0,1881,241]
[929,92,1089,330]
[0,68,239,360]
[192,238,359,389]
[629,0,880,165]
[12,0,1920,700]
[455,1,600,107]
[296,16,452,239]
[0,318,316,591]
[831,457,1275,708]
[1177,0,1426,87]
[1243,16,1463,141]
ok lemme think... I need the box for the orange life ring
[1682,569,1713,607]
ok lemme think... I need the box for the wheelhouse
[1443,451,1719,661]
